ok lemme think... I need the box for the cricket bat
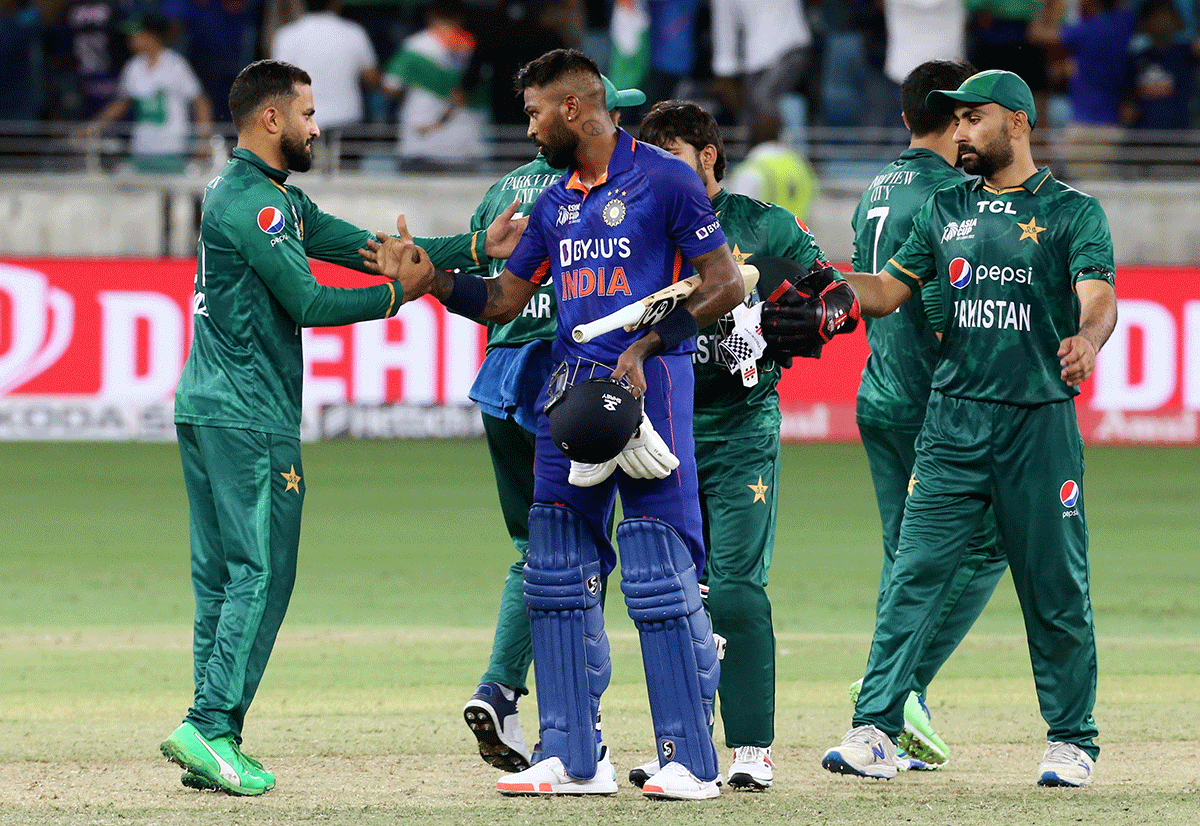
[571,264,759,344]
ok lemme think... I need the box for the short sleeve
[504,191,552,284]
[883,197,938,290]
[657,154,727,259]
[1067,198,1116,287]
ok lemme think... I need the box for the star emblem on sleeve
[748,475,769,503]
[907,473,918,496]
[281,465,302,493]
[1017,216,1046,243]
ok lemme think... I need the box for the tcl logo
[977,200,1017,214]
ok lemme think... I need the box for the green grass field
[1,440,1197,825]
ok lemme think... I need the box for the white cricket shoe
[496,746,618,796]
[822,725,898,779]
[463,682,531,772]
[727,745,773,790]
[1037,741,1094,787]
[628,757,661,788]
[642,761,720,800]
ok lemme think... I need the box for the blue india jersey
[505,129,728,365]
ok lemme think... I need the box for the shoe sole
[497,781,618,796]
[1038,772,1092,788]
[464,702,530,772]
[897,728,949,766]
[642,784,720,800]
[160,740,268,797]
[180,772,219,791]
[821,752,896,780]
[727,771,772,790]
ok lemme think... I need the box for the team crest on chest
[602,198,626,227]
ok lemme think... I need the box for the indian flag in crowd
[609,0,649,90]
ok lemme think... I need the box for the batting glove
[569,457,619,487]
[617,412,679,479]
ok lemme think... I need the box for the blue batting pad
[617,517,721,782]
[525,503,611,779]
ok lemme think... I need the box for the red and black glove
[761,265,861,356]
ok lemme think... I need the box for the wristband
[651,305,699,352]
[444,271,488,318]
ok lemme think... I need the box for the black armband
[651,305,699,352]
[444,271,488,318]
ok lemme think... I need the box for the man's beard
[281,129,313,172]
[960,132,1013,178]
[536,117,579,170]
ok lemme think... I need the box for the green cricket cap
[601,74,646,111]
[925,69,1037,127]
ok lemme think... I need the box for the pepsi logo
[949,258,972,289]
[1059,480,1079,508]
[257,206,286,234]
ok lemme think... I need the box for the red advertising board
[1,258,1197,443]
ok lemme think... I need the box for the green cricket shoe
[848,679,950,767]
[181,747,274,792]
[160,722,270,796]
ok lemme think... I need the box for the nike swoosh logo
[193,732,241,784]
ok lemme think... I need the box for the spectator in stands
[0,0,46,121]
[384,0,486,171]
[1121,0,1200,130]
[55,0,128,119]
[886,0,968,90]
[645,0,702,109]
[162,0,262,124]
[711,0,811,125]
[1030,0,1137,177]
[724,111,818,222]
[819,2,895,130]
[271,0,383,170]
[966,0,1052,112]
[80,13,213,172]
[458,1,565,127]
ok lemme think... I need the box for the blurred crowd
[2,0,1198,174]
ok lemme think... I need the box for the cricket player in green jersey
[461,76,645,773]
[849,60,1010,771]
[635,100,837,791]
[822,70,1117,788]
[160,60,525,796]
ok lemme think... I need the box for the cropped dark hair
[229,60,312,131]
[901,60,977,137]
[513,48,601,96]
[638,100,727,182]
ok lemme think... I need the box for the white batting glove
[717,301,767,387]
[617,412,680,479]
[569,457,618,487]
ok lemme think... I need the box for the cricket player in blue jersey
[365,48,745,800]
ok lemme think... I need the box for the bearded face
[535,110,580,170]
[280,121,313,173]
[958,118,1014,179]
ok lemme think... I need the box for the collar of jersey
[970,165,1053,196]
[232,148,290,184]
[564,129,637,195]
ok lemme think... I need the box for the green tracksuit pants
[854,394,1100,759]
[858,422,1008,694]
[177,423,304,742]
[696,431,779,749]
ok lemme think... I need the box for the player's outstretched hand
[569,458,619,487]
[1058,334,1097,387]
[617,412,679,479]
[360,215,435,301]
[483,198,528,260]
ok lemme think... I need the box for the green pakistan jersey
[469,155,560,350]
[854,148,966,431]
[692,188,828,439]
[175,148,482,438]
[885,166,1115,406]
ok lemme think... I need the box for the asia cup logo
[1060,480,1080,508]
[257,206,286,234]
[949,258,972,289]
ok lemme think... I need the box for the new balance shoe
[496,745,618,795]
[464,682,532,772]
[160,722,271,796]
[822,725,898,779]
[727,745,773,790]
[895,749,938,771]
[1037,741,1094,787]
[848,679,949,767]
[628,757,661,788]
[642,761,720,800]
